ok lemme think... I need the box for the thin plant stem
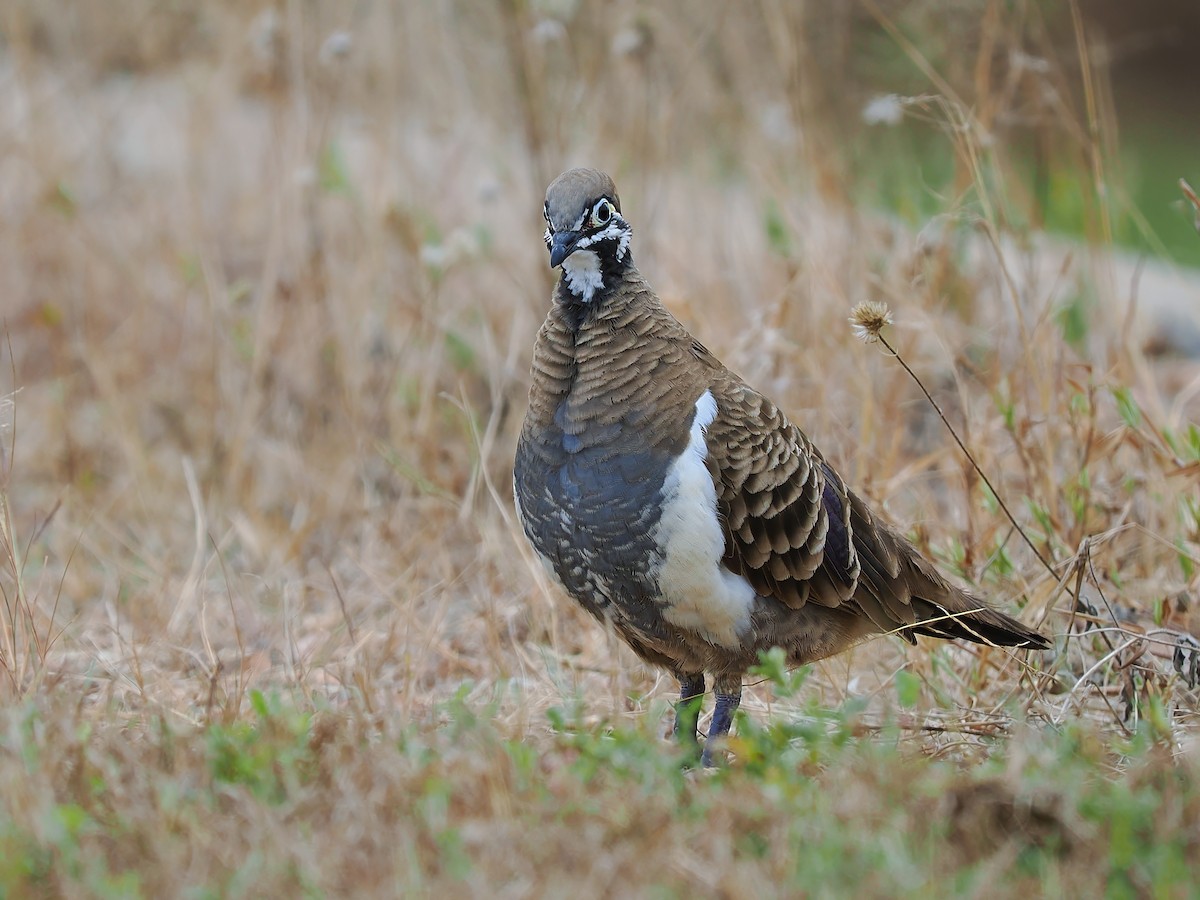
[876,333,1057,580]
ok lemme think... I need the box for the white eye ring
[592,200,613,226]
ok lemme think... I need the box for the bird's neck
[531,266,650,400]
[556,248,634,311]
[536,270,690,390]
[524,276,697,460]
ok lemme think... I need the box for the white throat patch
[561,249,604,303]
[556,216,630,304]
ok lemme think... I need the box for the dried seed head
[849,301,893,343]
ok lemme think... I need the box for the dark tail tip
[909,599,1050,650]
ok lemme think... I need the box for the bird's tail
[907,594,1049,648]
[838,485,1050,650]
[904,555,1050,649]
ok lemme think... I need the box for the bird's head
[543,168,632,303]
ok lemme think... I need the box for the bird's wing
[702,371,933,636]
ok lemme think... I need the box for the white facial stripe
[616,219,630,260]
[573,217,630,258]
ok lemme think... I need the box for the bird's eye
[592,200,613,226]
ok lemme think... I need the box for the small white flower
[862,94,905,127]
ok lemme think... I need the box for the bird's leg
[701,675,742,768]
[674,672,705,751]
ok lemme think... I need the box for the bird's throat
[561,250,604,303]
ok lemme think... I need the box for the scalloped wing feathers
[694,348,1045,649]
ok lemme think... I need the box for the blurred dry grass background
[2,0,1200,893]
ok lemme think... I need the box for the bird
[514,168,1049,766]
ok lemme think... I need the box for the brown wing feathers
[705,376,1048,651]
[704,388,829,609]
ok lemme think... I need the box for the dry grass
[2,0,1200,895]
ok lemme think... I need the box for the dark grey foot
[701,686,742,768]
[675,673,705,751]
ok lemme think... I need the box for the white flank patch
[655,390,756,648]
[562,249,604,302]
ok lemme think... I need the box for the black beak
[549,230,582,268]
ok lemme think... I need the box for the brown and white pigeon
[514,168,1048,765]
